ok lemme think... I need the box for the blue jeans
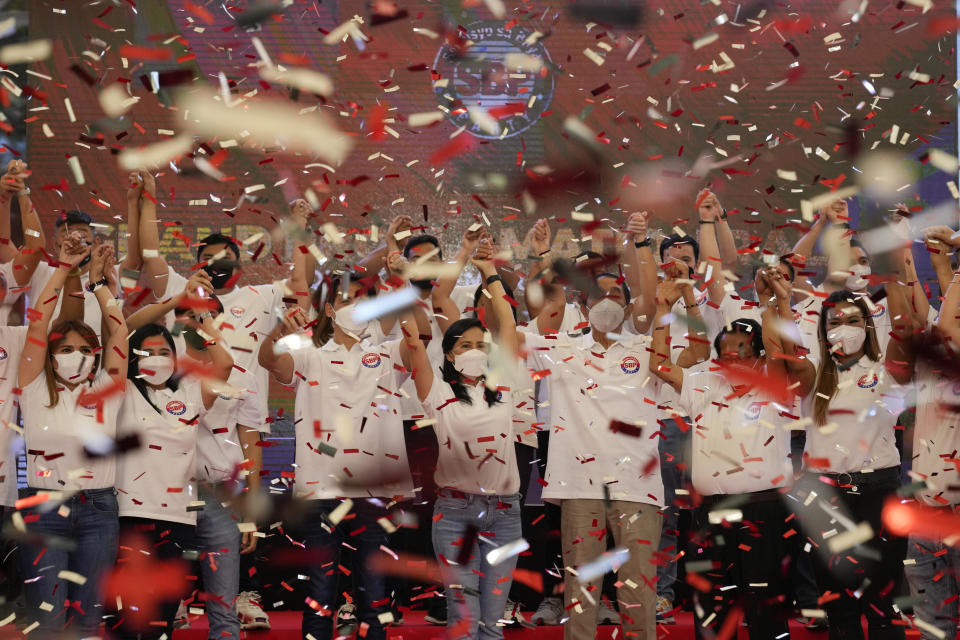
[19,487,119,639]
[301,499,391,640]
[657,417,689,603]
[432,492,523,640]
[196,486,241,640]
[905,531,960,640]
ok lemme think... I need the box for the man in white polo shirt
[524,264,709,640]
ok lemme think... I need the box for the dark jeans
[801,469,907,640]
[19,487,119,639]
[657,417,691,604]
[107,517,196,640]
[301,499,391,640]
[691,490,793,640]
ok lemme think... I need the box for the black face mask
[411,279,434,292]
[206,259,238,289]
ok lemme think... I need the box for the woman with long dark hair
[18,238,128,638]
[402,249,526,640]
[110,311,233,640]
[786,283,916,640]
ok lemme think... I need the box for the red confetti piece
[118,45,173,61]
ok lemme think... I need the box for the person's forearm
[435,243,472,300]
[0,193,13,263]
[523,253,552,318]
[238,426,262,493]
[931,256,954,302]
[356,241,388,276]
[121,193,142,271]
[716,219,739,271]
[54,274,84,325]
[32,265,70,330]
[677,292,709,366]
[792,216,828,261]
[125,292,185,331]
[697,221,726,304]
[11,193,44,286]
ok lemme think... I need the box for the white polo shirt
[0,326,26,505]
[421,371,525,496]
[802,356,907,474]
[197,368,268,484]
[166,265,283,424]
[913,360,960,507]
[677,362,792,495]
[524,332,664,505]
[0,260,19,325]
[283,338,414,500]
[116,378,207,525]
[21,369,124,491]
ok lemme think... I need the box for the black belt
[817,465,900,489]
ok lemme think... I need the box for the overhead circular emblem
[432,20,554,139]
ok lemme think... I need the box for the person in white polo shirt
[259,269,414,640]
[111,311,233,640]
[783,280,916,640]
[650,265,802,639]
[403,250,530,640]
[17,237,128,639]
[523,259,709,640]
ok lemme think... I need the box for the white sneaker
[174,599,190,629]
[530,597,563,626]
[597,599,621,625]
[336,603,358,636]
[238,590,271,630]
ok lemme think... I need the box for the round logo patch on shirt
[361,353,382,369]
[871,304,886,318]
[230,306,244,318]
[857,373,879,389]
[745,402,762,421]
[79,400,98,412]
[166,400,187,415]
[0,347,8,360]
[620,356,641,374]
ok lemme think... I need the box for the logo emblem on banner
[433,21,554,139]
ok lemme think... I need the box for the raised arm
[288,199,317,313]
[137,171,171,299]
[672,263,710,368]
[649,275,686,393]
[198,313,234,409]
[87,244,128,387]
[119,171,143,276]
[0,160,23,264]
[523,219,552,320]
[473,245,519,358]
[356,214,412,277]
[126,269,213,331]
[258,307,307,385]
[622,211,657,334]
[10,162,45,287]
[432,226,482,334]
[762,267,816,397]
[699,190,738,271]
[696,192,727,305]
[923,225,956,302]
[19,236,89,387]
[937,269,960,347]
[885,279,916,385]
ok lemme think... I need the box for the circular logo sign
[620,356,641,374]
[432,20,554,139]
[361,353,382,369]
[857,374,879,389]
[166,400,187,415]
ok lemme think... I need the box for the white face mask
[845,264,871,291]
[453,348,487,378]
[138,355,175,386]
[588,298,625,333]
[334,303,370,338]
[827,324,867,356]
[54,351,94,383]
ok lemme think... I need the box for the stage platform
[171,608,900,639]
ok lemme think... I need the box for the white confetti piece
[505,53,543,72]
[0,39,51,64]
[466,105,500,136]
[352,286,419,323]
[486,538,529,566]
[67,156,84,185]
[260,66,333,97]
[583,48,605,66]
[692,32,719,50]
[328,498,353,525]
[118,134,193,171]
[576,548,629,583]
[98,83,139,118]
[178,89,352,165]
[928,148,959,174]
[57,570,87,585]
[826,521,873,553]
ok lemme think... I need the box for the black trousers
[802,469,907,640]
[107,517,196,640]
[691,490,794,640]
